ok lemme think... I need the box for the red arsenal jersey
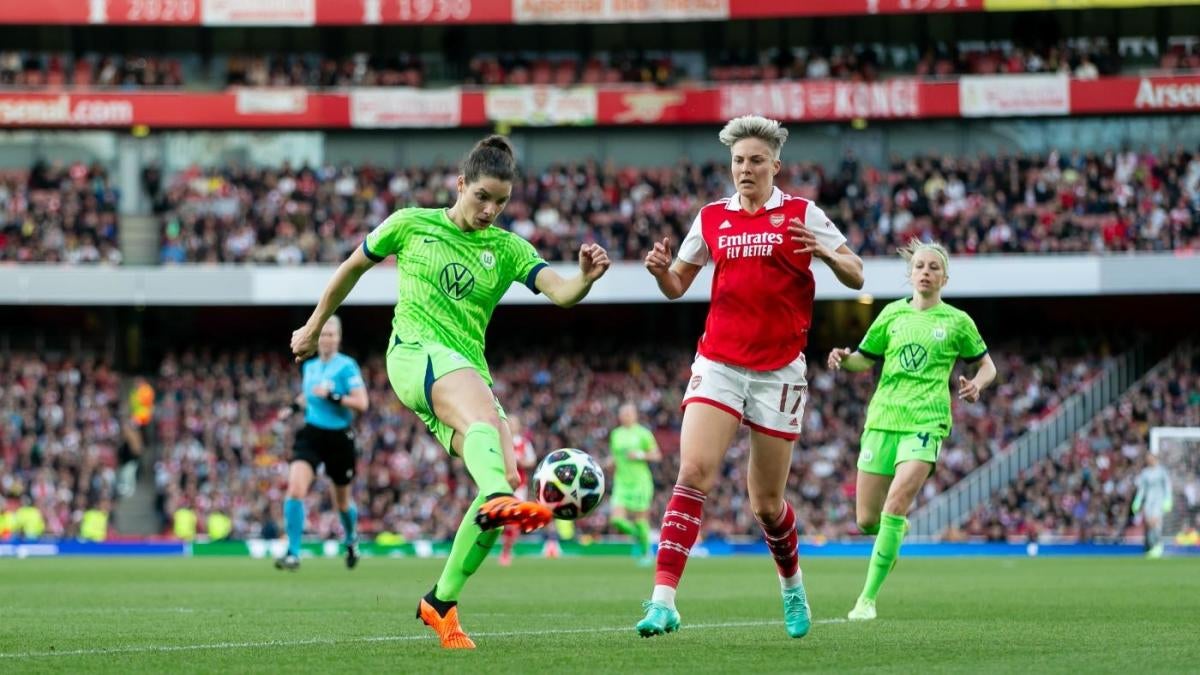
[678,187,846,371]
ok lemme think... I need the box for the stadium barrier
[4,539,1190,558]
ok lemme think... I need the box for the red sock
[502,524,518,555]
[757,501,799,579]
[654,485,706,588]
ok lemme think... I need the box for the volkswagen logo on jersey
[898,344,928,372]
[439,263,475,300]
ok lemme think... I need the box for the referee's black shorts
[293,424,358,486]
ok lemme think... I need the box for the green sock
[461,422,511,498]
[861,512,907,602]
[634,519,651,557]
[860,522,880,535]
[435,493,501,602]
[433,423,512,603]
[611,516,637,538]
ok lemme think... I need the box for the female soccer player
[275,315,368,572]
[638,115,864,639]
[608,402,661,566]
[290,135,611,649]
[826,239,996,620]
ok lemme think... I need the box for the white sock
[780,569,804,590]
[651,584,677,609]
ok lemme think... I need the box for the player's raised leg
[417,369,547,649]
[747,429,810,638]
[637,402,738,637]
[275,459,314,571]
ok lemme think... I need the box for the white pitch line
[1,618,848,660]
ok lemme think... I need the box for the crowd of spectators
[6,37,1185,91]
[152,146,1200,265]
[6,336,1183,546]
[143,338,1112,542]
[0,161,121,265]
[962,349,1200,543]
[0,51,183,88]
[0,351,135,540]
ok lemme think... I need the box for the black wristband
[289,402,302,414]
[327,392,343,404]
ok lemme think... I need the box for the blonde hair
[323,315,342,335]
[899,238,950,275]
[718,115,788,158]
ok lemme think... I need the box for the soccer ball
[533,448,605,520]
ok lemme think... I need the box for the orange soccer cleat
[473,495,552,534]
[417,596,476,649]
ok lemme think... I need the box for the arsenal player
[636,115,864,640]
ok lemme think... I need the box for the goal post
[1148,427,1200,544]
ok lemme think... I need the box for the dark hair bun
[477,135,514,158]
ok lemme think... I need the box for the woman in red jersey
[636,115,864,639]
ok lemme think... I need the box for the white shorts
[681,353,809,440]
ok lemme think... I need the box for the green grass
[0,556,1193,673]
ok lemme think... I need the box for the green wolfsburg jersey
[363,207,548,384]
[858,298,988,435]
[610,424,657,484]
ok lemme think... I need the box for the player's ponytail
[462,134,516,183]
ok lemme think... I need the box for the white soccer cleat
[848,596,876,621]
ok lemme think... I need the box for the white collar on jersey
[726,186,785,212]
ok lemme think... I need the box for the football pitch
[1,556,1193,673]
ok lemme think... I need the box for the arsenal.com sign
[720,81,920,121]
[0,95,134,126]
[1134,77,1200,109]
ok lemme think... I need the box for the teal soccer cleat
[782,585,812,638]
[635,601,681,637]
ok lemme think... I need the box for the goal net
[1149,427,1200,543]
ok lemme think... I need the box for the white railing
[909,345,1148,537]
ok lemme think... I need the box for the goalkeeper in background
[1133,452,1173,559]
[608,402,661,565]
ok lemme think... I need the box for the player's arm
[827,348,876,373]
[790,203,864,289]
[644,237,703,300]
[333,366,369,414]
[291,246,377,361]
[1132,475,1145,514]
[535,243,611,308]
[642,436,662,462]
[820,244,865,290]
[956,353,996,403]
[278,392,305,420]
[647,210,707,300]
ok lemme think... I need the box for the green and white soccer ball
[533,448,606,520]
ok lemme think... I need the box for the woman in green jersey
[827,239,996,621]
[290,135,611,649]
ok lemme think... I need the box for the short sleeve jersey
[363,207,548,384]
[302,353,365,430]
[677,187,846,371]
[610,424,658,485]
[858,299,988,435]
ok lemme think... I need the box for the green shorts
[857,429,943,477]
[385,337,505,455]
[612,478,654,513]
